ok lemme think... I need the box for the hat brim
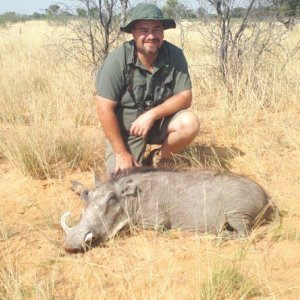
[120,19,176,33]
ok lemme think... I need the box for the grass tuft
[0,222,19,241]
[199,263,264,299]
[0,262,30,300]
[0,126,104,179]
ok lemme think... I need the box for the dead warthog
[61,169,274,252]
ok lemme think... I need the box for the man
[96,3,199,176]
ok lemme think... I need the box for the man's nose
[145,32,158,39]
[146,33,156,39]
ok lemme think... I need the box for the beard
[139,38,161,56]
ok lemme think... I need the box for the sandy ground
[1,127,300,299]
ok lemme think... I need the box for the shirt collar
[126,40,136,65]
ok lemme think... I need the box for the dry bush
[165,23,300,178]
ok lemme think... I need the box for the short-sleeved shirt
[96,40,192,133]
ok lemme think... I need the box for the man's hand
[114,151,140,177]
[96,95,141,175]
[130,110,155,138]
[129,90,192,138]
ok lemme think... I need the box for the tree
[273,0,300,28]
[162,0,197,20]
[54,0,125,68]
[203,0,261,77]
[46,4,61,16]
[0,12,18,23]
[197,7,208,19]
[120,0,129,25]
[162,0,177,19]
[32,12,44,19]
[231,7,247,18]
[76,8,87,17]
[192,0,295,89]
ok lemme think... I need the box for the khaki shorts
[105,110,186,173]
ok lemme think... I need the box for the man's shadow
[174,144,245,171]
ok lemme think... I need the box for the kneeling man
[96,3,200,175]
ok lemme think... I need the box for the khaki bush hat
[120,3,176,33]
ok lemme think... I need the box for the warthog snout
[61,211,96,253]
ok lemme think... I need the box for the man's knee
[169,111,200,137]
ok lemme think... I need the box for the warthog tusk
[84,232,94,243]
[61,211,71,233]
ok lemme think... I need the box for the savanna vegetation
[0,4,299,299]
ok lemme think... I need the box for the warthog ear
[92,170,102,187]
[71,181,89,203]
[115,179,141,197]
[71,180,86,195]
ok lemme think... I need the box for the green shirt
[96,40,192,132]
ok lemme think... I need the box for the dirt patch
[1,153,300,299]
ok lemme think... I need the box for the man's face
[132,20,164,56]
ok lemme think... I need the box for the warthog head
[61,175,135,252]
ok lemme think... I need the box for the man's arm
[96,95,139,174]
[130,89,192,137]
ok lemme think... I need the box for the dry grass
[0,22,104,179]
[0,21,299,299]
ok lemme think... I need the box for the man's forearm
[129,89,192,138]
[150,89,192,121]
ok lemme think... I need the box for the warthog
[61,169,273,252]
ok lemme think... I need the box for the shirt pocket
[153,70,174,104]
[132,76,146,103]
[120,76,146,108]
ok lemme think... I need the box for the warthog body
[61,169,273,252]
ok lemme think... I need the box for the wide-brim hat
[120,3,176,33]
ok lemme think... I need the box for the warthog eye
[81,190,89,201]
